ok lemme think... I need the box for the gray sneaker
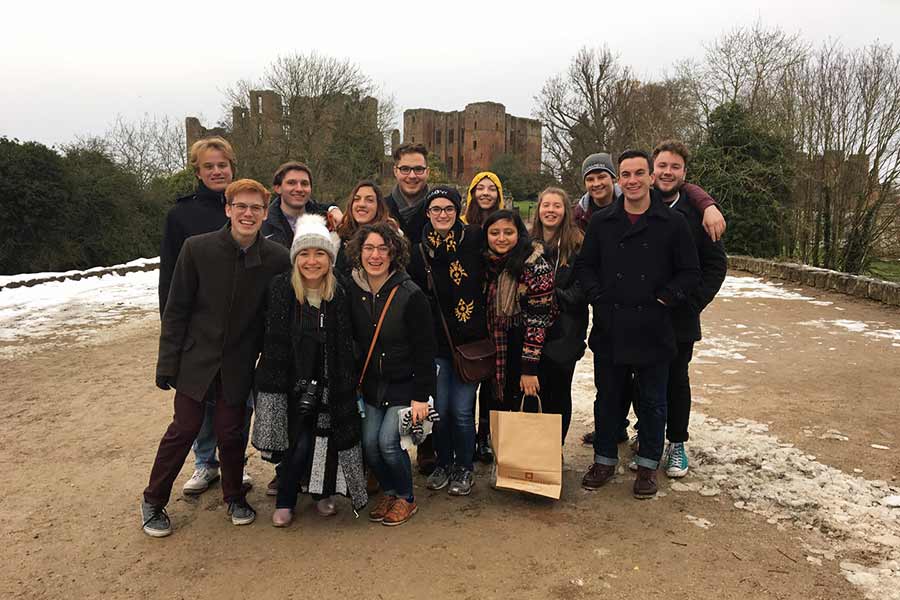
[227,500,256,526]
[426,465,451,490]
[141,501,172,538]
[448,468,474,496]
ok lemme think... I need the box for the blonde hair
[189,136,236,174]
[290,254,337,305]
[224,179,269,204]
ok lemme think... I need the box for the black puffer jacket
[348,269,437,407]
[255,273,360,450]
[158,181,228,315]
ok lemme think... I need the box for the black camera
[296,379,319,416]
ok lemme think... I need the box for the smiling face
[295,248,331,287]
[486,218,518,255]
[393,152,428,197]
[653,150,686,197]
[361,232,391,279]
[275,168,312,212]
[474,177,499,210]
[618,157,655,204]
[584,170,614,208]
[427,198,457,233]
[196,148,234,192]
[225,190,268,242]
[538,192,566,230]
[350,185,379,225]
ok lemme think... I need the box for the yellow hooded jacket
[462,171,505,224]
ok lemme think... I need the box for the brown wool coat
[156,225,291,406]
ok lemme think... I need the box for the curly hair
[345,221,410,273]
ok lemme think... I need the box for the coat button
[616,272,623,279]
[618,243,624,249]
[640,274,646,280]
[614,303,620,310]
[637,305,643,312]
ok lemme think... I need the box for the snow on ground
[798,319,900,343]
[0,269,159,356]
[0,257,159,287]
[717,276,814,301]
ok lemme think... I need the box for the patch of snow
[717,276,813,300]
[685,515,713,529]
[798,319,900,344]
[0,257,159,287]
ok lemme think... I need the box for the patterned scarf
[421,220,483,338]
[485,251,522,405]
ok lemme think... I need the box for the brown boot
[368,495,396,523]
[382,498,418,527]
[581,463,615,490]
[633,465,658,499]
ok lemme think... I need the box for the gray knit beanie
[581,152,616,180]
[290,214,340,263]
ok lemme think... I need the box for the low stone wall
[0,262,159,291]
[728,255,900,307]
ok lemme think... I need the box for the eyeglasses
[396,165,427,175]
[362,244,391,255]
[427,206,457,216]
[230,202,266,215]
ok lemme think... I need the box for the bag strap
[418,244,456,350]
[357,285,399,390]
[519,393,543,413]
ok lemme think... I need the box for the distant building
[402,101,542,184]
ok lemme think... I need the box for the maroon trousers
[143,375,246,507]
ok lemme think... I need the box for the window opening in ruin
[460,130,464,144]
[448,156,453,174]
[473,140,477,151]
[496,122,499,130]
[459,156,464,173]
[435,130,442,145]
[449,130,454,144]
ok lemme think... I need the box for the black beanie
[425,185,462,214]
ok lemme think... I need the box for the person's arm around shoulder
[156,237,199,389]
[682,183,726,242]
[693,219,727,314]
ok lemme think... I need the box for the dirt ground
[3,271,899,600]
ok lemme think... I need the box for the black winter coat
[540,244,589,366]
[261,196,330,250]
[667,196,727,342]
[156,226,291,406]
[348,269,437,407]
[158,182,228,315]
[574,193,701,366]
[254,273,361,451]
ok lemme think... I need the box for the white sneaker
[182,466,220,495]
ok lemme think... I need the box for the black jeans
[666,342,694,443]
[537,358,575,444]
[275,417,316,510]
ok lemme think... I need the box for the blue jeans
[592,358,668,470]
[193,391,254,469]
[434,358,477,471]
[362,404,413,500]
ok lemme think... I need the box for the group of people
[140,135,727,538]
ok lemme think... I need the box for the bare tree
[74,114,186,188]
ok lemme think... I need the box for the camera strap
[357,285,399,392]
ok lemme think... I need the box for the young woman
[346,222,437,526]
[463,171,505,225]
[483,210,556,409]
[253,214,367,527]
[530,188,588,443]
[462,171,505,460]
[408,186,488,496]
[335,181,396,280]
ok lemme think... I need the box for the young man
[262,161,343,248]
[575,150,700,499]
[384,143,431,245]
[652,140,727,478]
[573,152,727,241]
[142,179,290,537]
[158,137,252,495]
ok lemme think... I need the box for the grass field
[866,258,900,283]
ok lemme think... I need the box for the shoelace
[142,506,169,529]
[669,444,685,466]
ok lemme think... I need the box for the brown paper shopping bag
[490,395,562,499]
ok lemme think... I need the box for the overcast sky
[3,0,899,148]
